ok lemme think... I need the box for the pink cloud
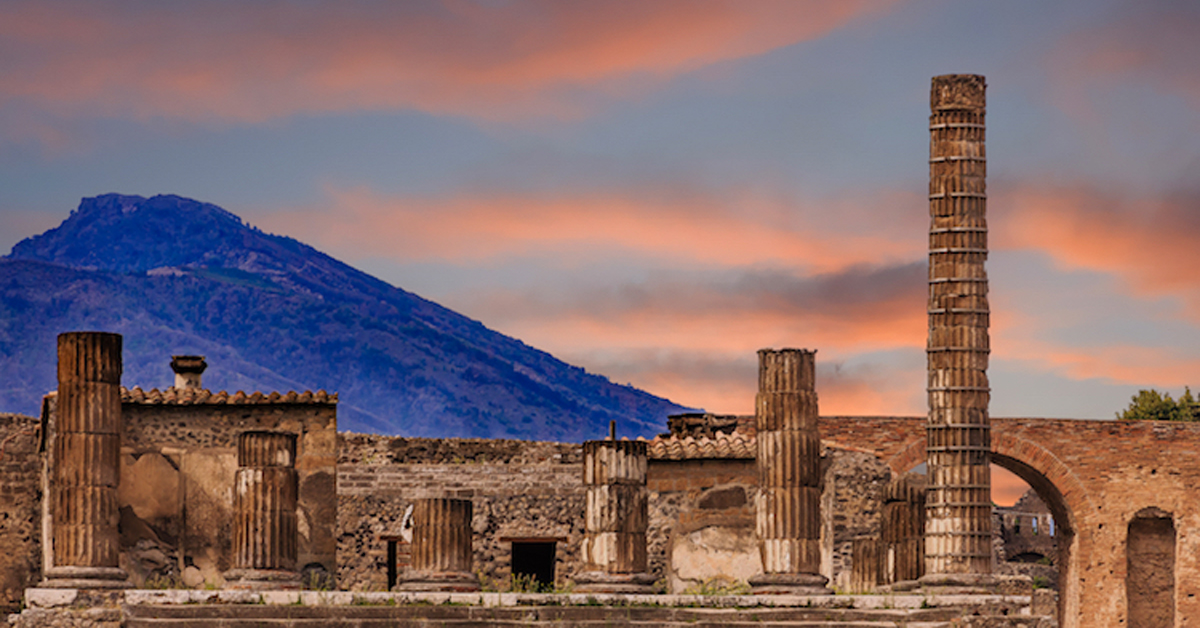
[260,185,923,272]
[0,1,898,123]
[995,184,1200,301]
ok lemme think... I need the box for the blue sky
[3,0,1199,438]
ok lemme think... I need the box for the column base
[748,573,832,595]
[918,573,999,594]
[224,568,302,590]
[394,571,481,592]
[880,579,921,592]
[41,566,132,589]
[572,571,658,594]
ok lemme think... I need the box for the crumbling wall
[821,450,889,591]
[117,398,337,588]
[647,458,758,592]
[337,434,584,591]
[646,448,888,594]
[0,413,41,612]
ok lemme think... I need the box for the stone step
[121,604,962,627]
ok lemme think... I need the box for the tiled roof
[648,430,756,460]
[120,386,337,405]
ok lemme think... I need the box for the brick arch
[880,430,1095,531]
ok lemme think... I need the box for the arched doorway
[990,451,1076,617]
[888,437,1083,626]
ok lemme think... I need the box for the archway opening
[991,452,1075,621]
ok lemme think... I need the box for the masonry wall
[116,398,337,587]
[337,434,584,591]
[0,414,40,612]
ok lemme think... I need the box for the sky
[2,0,1198,504]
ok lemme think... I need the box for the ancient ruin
[924,73,994,590]
[2,74,1194,627]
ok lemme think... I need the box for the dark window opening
[511,541,556,590]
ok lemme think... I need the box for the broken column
[42,331,131,589]
[881,475,925,589]
[397,498,480,591]
[225,431,301,589]
[749,348,830,595]
[922,73,995,590]
[575,439,655,593]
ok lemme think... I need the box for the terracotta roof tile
[648,430,755,460]
[121,386,337,405]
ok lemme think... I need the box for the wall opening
[510,541,557,590]
[1127,508,1175,628]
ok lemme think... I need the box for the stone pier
[881,475,925,589]
[922,73,995,591]
[226,431,301,590]
[575,440,655,593]
[42,332,130,589]
[397,498,480,592]
[749,349,830,595]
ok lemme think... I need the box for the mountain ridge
[1,193,693,439]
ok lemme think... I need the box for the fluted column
[225,431,301,589]
[749,348,830,595]
[397,497,480,591]
[922,73,995,590]
[881,475,926,588]
[575,439,655,593]
[43,331,130,588]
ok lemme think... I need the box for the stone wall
[820,450,889,591]
[0,413,40,612]
[644,448,888,593]
[337,434,584,591]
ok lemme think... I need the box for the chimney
[170,355,207,390]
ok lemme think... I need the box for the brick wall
[821,415,1200,628]
[0,413,40,612]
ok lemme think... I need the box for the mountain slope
[1,194,693,438]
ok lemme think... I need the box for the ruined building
[2,75,1199,628]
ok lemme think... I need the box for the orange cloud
[0,1,899,123]
[995,184,1200,297]
[260,185,924,272]
[998,337,1200,390]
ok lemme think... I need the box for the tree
[1117,388,1198,421]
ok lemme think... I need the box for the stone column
[922,73,995,590]
[575,439,655,593]
[749,348,830,595]
[850,538,880,594]
[43,331,130,589]
[397,498,480,591]
[881,475,925,589]
[225,431,301,589]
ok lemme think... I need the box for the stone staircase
[122,604,1044,627]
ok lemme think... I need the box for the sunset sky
[2,0,1198,503]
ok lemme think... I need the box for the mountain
[0,193,693,439]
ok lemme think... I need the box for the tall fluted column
[749,348,830,595]
[397,498,480,591]
[881,475,925,588]
[43,331,130,589]
[922,74,995,590]
[225,431,301,589]
[575,439,655,593]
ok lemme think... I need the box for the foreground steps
[15,589,1054,628]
